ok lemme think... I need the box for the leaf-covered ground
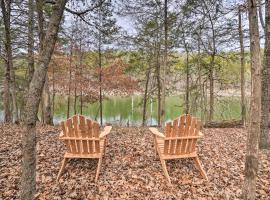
[0,124,269,199]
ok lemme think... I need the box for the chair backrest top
[165,114,201,138]
[61,115,100,138]
[163,114,201,155]
[60,115,101,154]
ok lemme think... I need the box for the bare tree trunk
[36,0,45,123]
[238,6,246,125]
[10,62,18,123]
[197,34,204,123]
[260,0,270,149]
[142,65,151,126]
[28,0,34,84]
[79,41,83,115]
[204,79,208,122]
[185,54,190,114]
[21,1,66,199]
[209,52,215,122]
[161,0,168,127]
[243,1,262,199]
[1,0,19,123]
[20,0,35,121]
[184,40,190,114]
[37,0,53,125]
[74,72,77,115]
[67,40,73,119]
[0,2,11,123]
[157,66,161,127]
[52,64,55,115]
[98,32,103,125]
[202,0,216,122]
[42,75,53,125]
[80,88,83,115]
[2,61,11,122]
[156,39,161,127]
[36,0,44,50]
[258,0,265,32]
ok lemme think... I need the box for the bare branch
[45,0,106,16]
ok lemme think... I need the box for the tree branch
[45,0,105,16]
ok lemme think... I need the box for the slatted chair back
[163,114,201,155]
[60,115,101,154]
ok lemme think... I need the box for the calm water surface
[0,95,242,126]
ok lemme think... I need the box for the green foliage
[172,51,251,86]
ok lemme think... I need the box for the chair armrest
[100,126,112,138]
[149,127,165,138]
[59,131,64,138]
[198,131,203,137]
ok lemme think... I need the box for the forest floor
[0,124,270,200]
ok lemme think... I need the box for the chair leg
[160,159,171,185]
[95,157,103,182]
[57,157,68,181]
[193,156,208,181]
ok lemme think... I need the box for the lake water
[0,95,243,126]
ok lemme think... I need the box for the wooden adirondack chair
[56,115,112,182]
[149,114,208,184]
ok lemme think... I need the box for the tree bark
[204,80,208,121]
[67,40,73,119]
[142,65,151,126]
[238,6,246,125]
[260,0,270,149]
[20,0,35,121]
[204,120,243,128]
[1,0,19,123]
[2,61,11,123]
[243,1,262,199]
[42,75,53,125]
[21,1,66,199]
[156,39,161,127]
[160,0,168,127]
[202,0,216,122]
[73,44,78,116]
[209,54,215,122]
[258,0,265,32]
[52,63,55,115]
[28,0,35,84]
[157,64,161,127]
[0,0,12,122]
[74,71,77,115]
[37,0,53,125]
[197,33,204,123]
[10,59,18,123]
[36,0,45,52]
[79,41,83,115]
[184,38,190,114]
[98,30,103,125]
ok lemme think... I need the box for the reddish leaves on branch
[47,49,140,102]
[96,58,140,95]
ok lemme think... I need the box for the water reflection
[0,95,242,126]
